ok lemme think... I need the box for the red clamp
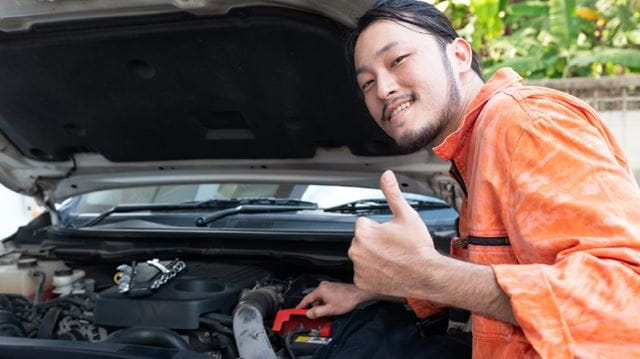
[272,308,332,337]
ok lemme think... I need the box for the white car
[0,1,460,358]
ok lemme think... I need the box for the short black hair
[347,0,483,79]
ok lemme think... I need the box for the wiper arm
[71,198,318,229]
[195,203,317,227]
[230,198,317,206]
[323,198,448,213]
[72,199,246,229]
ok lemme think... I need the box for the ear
[447,38,474,77]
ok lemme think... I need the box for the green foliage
[570,48,640,67]
[433,0,640,78]
[470,0,504,45]
[549,0,578,49]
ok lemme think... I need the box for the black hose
[203,312,233,326]
[0,296,12,311]
[284,329,309,359]
[233,286,282,359]
[200,317,234,336]
[0,310,26,337]
[239,287,281,317]
[35,295,89,311]
[215,332,238,359]
[104,327,191,350]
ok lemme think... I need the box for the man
[297,0,640,357]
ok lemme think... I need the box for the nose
[376,72,398,100]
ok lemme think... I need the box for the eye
[391,54,408,67]
[361,79,374,91]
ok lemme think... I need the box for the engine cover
[94,262,271,329]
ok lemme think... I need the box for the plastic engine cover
[94,263,271,329]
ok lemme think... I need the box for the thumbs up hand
[348,170,442,298]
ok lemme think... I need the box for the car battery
[273,308,332,355]
[289,333,332,355]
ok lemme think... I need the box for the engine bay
[0,256,362,358]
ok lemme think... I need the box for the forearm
[369,292,406,303]
[413,255,518,326]
[353,285,405,303]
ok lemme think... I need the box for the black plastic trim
[468,236,510,246]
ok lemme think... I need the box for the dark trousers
[313,302,472,359]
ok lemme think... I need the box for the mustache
[381,93,417,123]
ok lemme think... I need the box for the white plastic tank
[52,268,86,295]
[0,258,68,299]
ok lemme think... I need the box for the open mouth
[387,99,415,122]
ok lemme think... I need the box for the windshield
[61,184,448,212]
[57,183,456,235]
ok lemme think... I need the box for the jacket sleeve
[491,103,640,358]
[405,297,444,318]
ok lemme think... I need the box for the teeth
[390,101,413,119]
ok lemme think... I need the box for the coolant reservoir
[52,269,86,295]
[0,258,68,298]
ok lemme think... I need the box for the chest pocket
[467,236,520,341]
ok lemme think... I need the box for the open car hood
[0,0,451,205]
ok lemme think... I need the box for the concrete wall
[600,111,640,178]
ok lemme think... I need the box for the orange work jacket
[408,68,640,358]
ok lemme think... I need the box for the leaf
[549,0,578,49]
[471,0,504,45]
[508,1,550,17]
[627,29,640,45]
[569,48,640,68]
[483,56,549,78]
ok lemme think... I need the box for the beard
[395,55,461,152]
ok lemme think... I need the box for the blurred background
[1,0,639,237]
[433,0,639,79]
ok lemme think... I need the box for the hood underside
[0,2,450,203]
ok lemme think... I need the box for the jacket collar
[432,67,523,161]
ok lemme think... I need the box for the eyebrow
[355,40,400,76]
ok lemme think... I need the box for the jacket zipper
[452,236,510,249]
[449,161,468,197]
[468,236,510,246]
[452,237,468,248]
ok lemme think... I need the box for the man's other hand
[296,281,377,319]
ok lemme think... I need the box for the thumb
[307,305,331,319]
[380,170,412,218]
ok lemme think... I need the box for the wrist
[408,249,449,300]
[354,286,402,303]
[357,287,381,302]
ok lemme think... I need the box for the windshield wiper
[71,202,228,229]
[323,198,448,214]
[71,198,317,229]
[194,198,318,227]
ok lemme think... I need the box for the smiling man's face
[354,19,461,150]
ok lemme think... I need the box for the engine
[94,262,272,329]
[0,258,340,358]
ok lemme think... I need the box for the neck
[430,74,485,147]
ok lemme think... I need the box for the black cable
[215,332,238,359]
[200,317,234,336]
[31,271,46,306]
